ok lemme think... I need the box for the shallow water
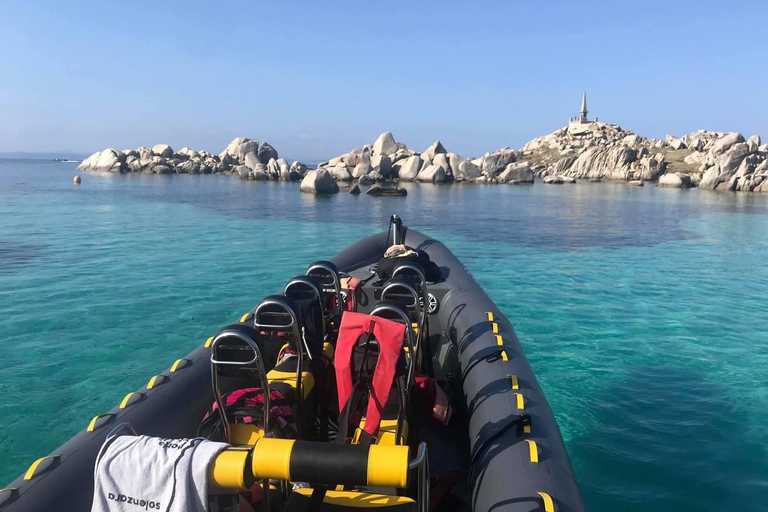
[1,160,767,511]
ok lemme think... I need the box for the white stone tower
[579,92,588,123]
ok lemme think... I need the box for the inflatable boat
[0,216,586,512]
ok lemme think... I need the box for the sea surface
[1,159,767,511]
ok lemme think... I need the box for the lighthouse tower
[568,92,597,133]
[579,92,588,123]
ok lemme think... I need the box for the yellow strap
[526,440,539,463]
[509,375,519,390]
[147,375,164,389]
[170,359,187,373]
[204,336,214,348]
[240,313,250,323]
[515,393,524,410]
[495,335,503,346]
[501,351,508,362]
[491,323,498,334]
[486,312,494,321]
[24,455,59,480]
[538,492,555,512]
[119,392,135,409]
[87,413,114,432]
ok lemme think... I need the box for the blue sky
[1,0,766,160]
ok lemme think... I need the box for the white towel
[91,435,230,512]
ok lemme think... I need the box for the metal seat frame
[306,261,344,320]
[253,295,311,438]
[284,275,327,345]
[368,301,419,446]
[210,327,273,443]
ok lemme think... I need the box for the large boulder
[244,151,261,171]
[433,154,453,178]
[267,158,281,180]
[657,173,692,188]
[372,155,392,177]
[552,156,577,175]
[152,144,174,158]
[329,165,354,181]
[684,151,706,165]
[151,163,174,174]
[391,148,413,164]
[233,165,251,179]
[747,135,761,153]
[276,158,291,181]
[373,132,398,157]
[457,160,482,180]
[633,154,666,181]
[290,161,307,180]
[708,132,745,161]
[666,137,687,150]
[220,137,259,163]
[300,170,339,194]
[177,147,200,159]
[343,151,360,167]
[176,160,201,174]
[700,142,751,190]
[126,156,143,172]
[353,149,373,178]
[447,153,465,176]
[567,146,636,180]
[416,164,447,183]
[397,155,421,181]
[482,149,518,176]
[250,164,269,181]
[498,161,534,183]
[257,142,278,165]
[366,185,407,196]
[77,149,126,173]
[422,140,447,161]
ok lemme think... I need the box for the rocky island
[78,94,768,194]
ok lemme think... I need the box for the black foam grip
[289,441,370,486]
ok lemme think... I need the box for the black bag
[376,248,441,283]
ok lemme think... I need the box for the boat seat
[284,490,416,511]
[267,356,316,402]
[334,306,415,447]
[379,279,430,376]
[284,275,329,356]
[307,260,345,329]
[370,300,417,376]
[253,295,317,439]
[209,324,287,445]
[354,386,409,446]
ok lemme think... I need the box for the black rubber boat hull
[1,229,585,512]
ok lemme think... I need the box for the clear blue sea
[1,159,767,511]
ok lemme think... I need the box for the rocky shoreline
[78,123,768,195]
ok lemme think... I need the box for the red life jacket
[335,311,406,438]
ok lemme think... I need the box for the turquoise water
[2,159,768,511]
